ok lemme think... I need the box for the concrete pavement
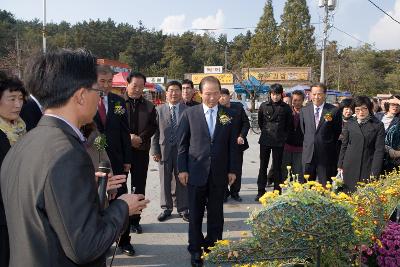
[107,132,266,267]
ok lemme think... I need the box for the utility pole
[224,45,228,72]
[15,32,21,78]
[319,0,336,84]
[42,0,47,53]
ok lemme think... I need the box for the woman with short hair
[0,71,27,267]
[338,96,385,192]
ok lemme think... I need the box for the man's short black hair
[310,82,327,93]
[0,71,27,99]
[23,49,97,109]
[199,76,221,93]
[166,80,182,91]
[182,79,194,89]
[291,90,305,100]
[339,98,354,111]
[127,71,146,84]
[221,88,230,95]
[270,83,283,95]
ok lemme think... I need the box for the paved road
[107,132,266,267]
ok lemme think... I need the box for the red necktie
[98,97,107,126]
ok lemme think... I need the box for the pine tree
[279,0,317,66]
[243,0,278,67]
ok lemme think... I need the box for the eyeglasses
[87,88,105,97]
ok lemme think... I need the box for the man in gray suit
[151,81,189,222]
[0,49,149,267]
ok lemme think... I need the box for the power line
[366,0,400,25]
[331,25,379,50]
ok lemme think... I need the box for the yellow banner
[191,73,234,84]
[244,70,310,81]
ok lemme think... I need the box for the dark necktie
[170,105,177,144]
[98,97,107,126]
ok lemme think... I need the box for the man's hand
[237,136,244,145]
[178,172,189,186]
[118,194,150,216]
[228,173,236,186]
[153,154,161,162]
[123,163,131,172]
[106,174,126,191]
[130,134,142,148]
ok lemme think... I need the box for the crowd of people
[0,48,399,267]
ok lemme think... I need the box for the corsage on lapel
[324,112,333,122]
[114,101,126,115]
[218,109,232,125]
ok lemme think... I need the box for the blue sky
[1,0,400,50]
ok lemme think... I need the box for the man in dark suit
[151,81,189,222]
[124,72,157,234]
[20,94,43,131]
[92,65,134,255]
[219,88,250,202]
[182,79,200,106]
[178,76,237,267]
[300,83,342,185]
[0,49,149,267]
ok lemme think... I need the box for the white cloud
[191,9,224,33]
[368,0,400,49]
[160,14,186,34]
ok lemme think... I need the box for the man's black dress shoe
[255,194,264,202]
[157,210,172,222]
[132,224,143,234]
[118,243,135,256]
[180,211,189,222]
[231,194,242,202]
[190,252,203,267]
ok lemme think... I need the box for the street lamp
[319,0,336,84]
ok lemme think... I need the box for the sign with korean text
[204,66,223,74]
[243,67,311,82]
[146,77,165,84]
[191,73,234,84]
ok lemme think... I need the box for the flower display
[204,170,400,266]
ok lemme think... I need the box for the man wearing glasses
[93,65,134,256]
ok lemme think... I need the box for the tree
[229,31,252,71]
[243,0,278,67]
[279,0,317,66]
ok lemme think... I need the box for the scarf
[0,116,26,145]
[357,115,371,125]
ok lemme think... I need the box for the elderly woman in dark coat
[338,96,385,192]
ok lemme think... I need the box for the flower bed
[204,170,400,266]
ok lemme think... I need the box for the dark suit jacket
[0,130,10,226]
[230,102,250,151]
[375,112,399,133]
[177,104,238,186]
[94,92,131,174]
[20,96,42,131]
[151,103,187,161]
[300,103,342,165]
[0,116,128,267]
[338,117,385,191]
